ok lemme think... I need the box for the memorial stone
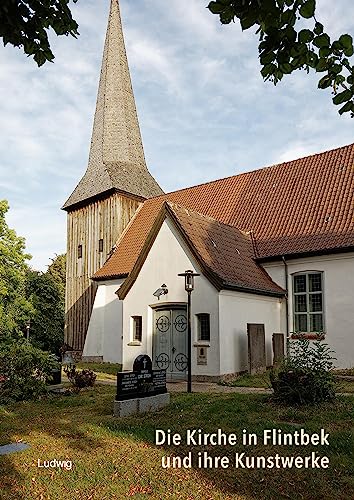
[116,355,167,401]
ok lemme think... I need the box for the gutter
[256,245,354,263]
[282,255,290,356]
[92,273,128,282]
[222,282,285,298]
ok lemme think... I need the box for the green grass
[334,379,354,393]
[334,367,354,377]
[220,372,354,394]
[1,386,353,499]
[221,372,271,389]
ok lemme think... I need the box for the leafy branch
[208,0,354,116]
[0,0,79,67]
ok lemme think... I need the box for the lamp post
[178,270,200,393]
[25,320,31,341]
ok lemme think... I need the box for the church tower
[62,0,163,352]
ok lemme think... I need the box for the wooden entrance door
[153,307,188,380]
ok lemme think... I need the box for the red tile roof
[166,203,284,295]
[117,202,284,298]
[94,142,354,283]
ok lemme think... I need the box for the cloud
[6,204,66,271]
[1,0,354,270]
[165,0,219,40]
[126,28,182,95]
[316,0,354,37]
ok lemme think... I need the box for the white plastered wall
[263,253,354,368]
[219,290,283,374]
[122,218,220,375]
[83,279,124,363]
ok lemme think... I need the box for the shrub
[270,335,336,405]
[64,365,97,392]
[0,340,59,403]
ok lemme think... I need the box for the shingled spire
[63,0,163,210]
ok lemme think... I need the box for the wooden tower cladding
[62,0,163,352]
[65,194,141,350]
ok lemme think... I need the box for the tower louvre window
[78,245,82,259]
[99,238,104,252]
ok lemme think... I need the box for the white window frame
[132,316,142,343]
[292,271,325,334]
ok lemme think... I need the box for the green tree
[47,253,66,301]
[0,0,79,67]
[209,0,354,116]
[26,254,66,354]
[0,200,33,339]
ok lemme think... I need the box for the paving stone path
[93,378,271,394]
[166,381,272,394]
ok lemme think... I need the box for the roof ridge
[166,200,251,234]
[151,141,354,200]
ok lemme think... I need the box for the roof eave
[62,187,147,212]
[92,272,128,282]
[256,245,354,263]
[222,282,285,298]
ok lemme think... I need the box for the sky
[0,0,354,271]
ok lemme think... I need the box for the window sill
[193,342,210,347]
[127,341,142,346]
[290,332,325,340]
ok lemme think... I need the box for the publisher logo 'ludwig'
[37,459,72,470]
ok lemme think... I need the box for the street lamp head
[178,269,200,292]
[185,271,194,291]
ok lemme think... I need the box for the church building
[63,0,354,378]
